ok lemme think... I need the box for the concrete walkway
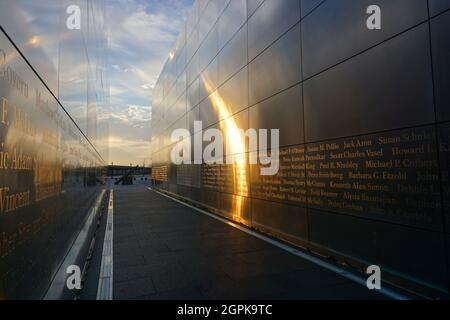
[112,184,386,300]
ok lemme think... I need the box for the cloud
[112,64,128,73]
[108,136,152,166]
[3,0,194,166]
[109,104,152,128]
[106,0,194,165]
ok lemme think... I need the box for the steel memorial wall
[0,0,108,299]
[151,0,450,296]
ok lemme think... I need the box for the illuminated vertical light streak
[201,75,248,222]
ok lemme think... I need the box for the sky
[106,0,194,166]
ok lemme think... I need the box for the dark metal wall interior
[0,0,108,299]
[152,0,450,296]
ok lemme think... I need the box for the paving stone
[112,185,387,300]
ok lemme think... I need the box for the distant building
[107,165,151,177]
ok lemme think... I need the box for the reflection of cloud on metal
[0,48,6,66]
[201,74,248,223]
[2,50,20,66]
[141,84,154,90]
[28,36,40,48]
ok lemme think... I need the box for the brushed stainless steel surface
[0,0,108,299]
[151,0,450,296]
[431,10,450,122]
